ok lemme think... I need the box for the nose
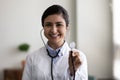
[50,25,57,33]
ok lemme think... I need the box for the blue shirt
[46,44,63,63]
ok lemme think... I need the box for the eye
[56,23,62,26]
[44,22,52,27]
[56,23,63,27]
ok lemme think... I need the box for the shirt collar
[46,43,62,57]
[46,41,70,57]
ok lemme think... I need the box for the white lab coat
[22,42,88,80]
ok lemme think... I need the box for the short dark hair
[41,5,69,27]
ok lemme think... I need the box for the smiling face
[43,14,68,49]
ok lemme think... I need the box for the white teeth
[51,34,58,37]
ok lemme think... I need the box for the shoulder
[26,46,46,60]
[79,50,87,59]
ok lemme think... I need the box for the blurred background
[0,0,120,80]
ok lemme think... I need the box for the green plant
[18,43,30,52]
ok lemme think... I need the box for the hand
[68,50,82,76]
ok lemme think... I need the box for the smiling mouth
[49,34,60,38]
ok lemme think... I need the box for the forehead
[44,14,65,23]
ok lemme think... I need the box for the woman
[22,4,88,80]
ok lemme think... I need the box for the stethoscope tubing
[40,29,75,80]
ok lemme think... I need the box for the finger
[73,51,79,57]
[72,52,79,61]
[69,51,81,64]
[73,53,82,68]
[69,51,79,63]
[75,57,81,66]
[73,56,81,64]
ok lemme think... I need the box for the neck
[48,40,65,50]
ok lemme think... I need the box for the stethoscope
[40,29,75,80]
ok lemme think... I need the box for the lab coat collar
[46,41,70,57]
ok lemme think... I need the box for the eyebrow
[45,22,63,24]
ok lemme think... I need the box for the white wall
[0,0,76,79]
[0,0,114,79]
[113,0,120,79]
[76,0,113,79]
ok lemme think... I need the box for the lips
[49,34,60,38]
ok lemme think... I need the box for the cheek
[44,30,48,37]
[64,32,67,36]
[61,30,67,36]
[44,28,48,34]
